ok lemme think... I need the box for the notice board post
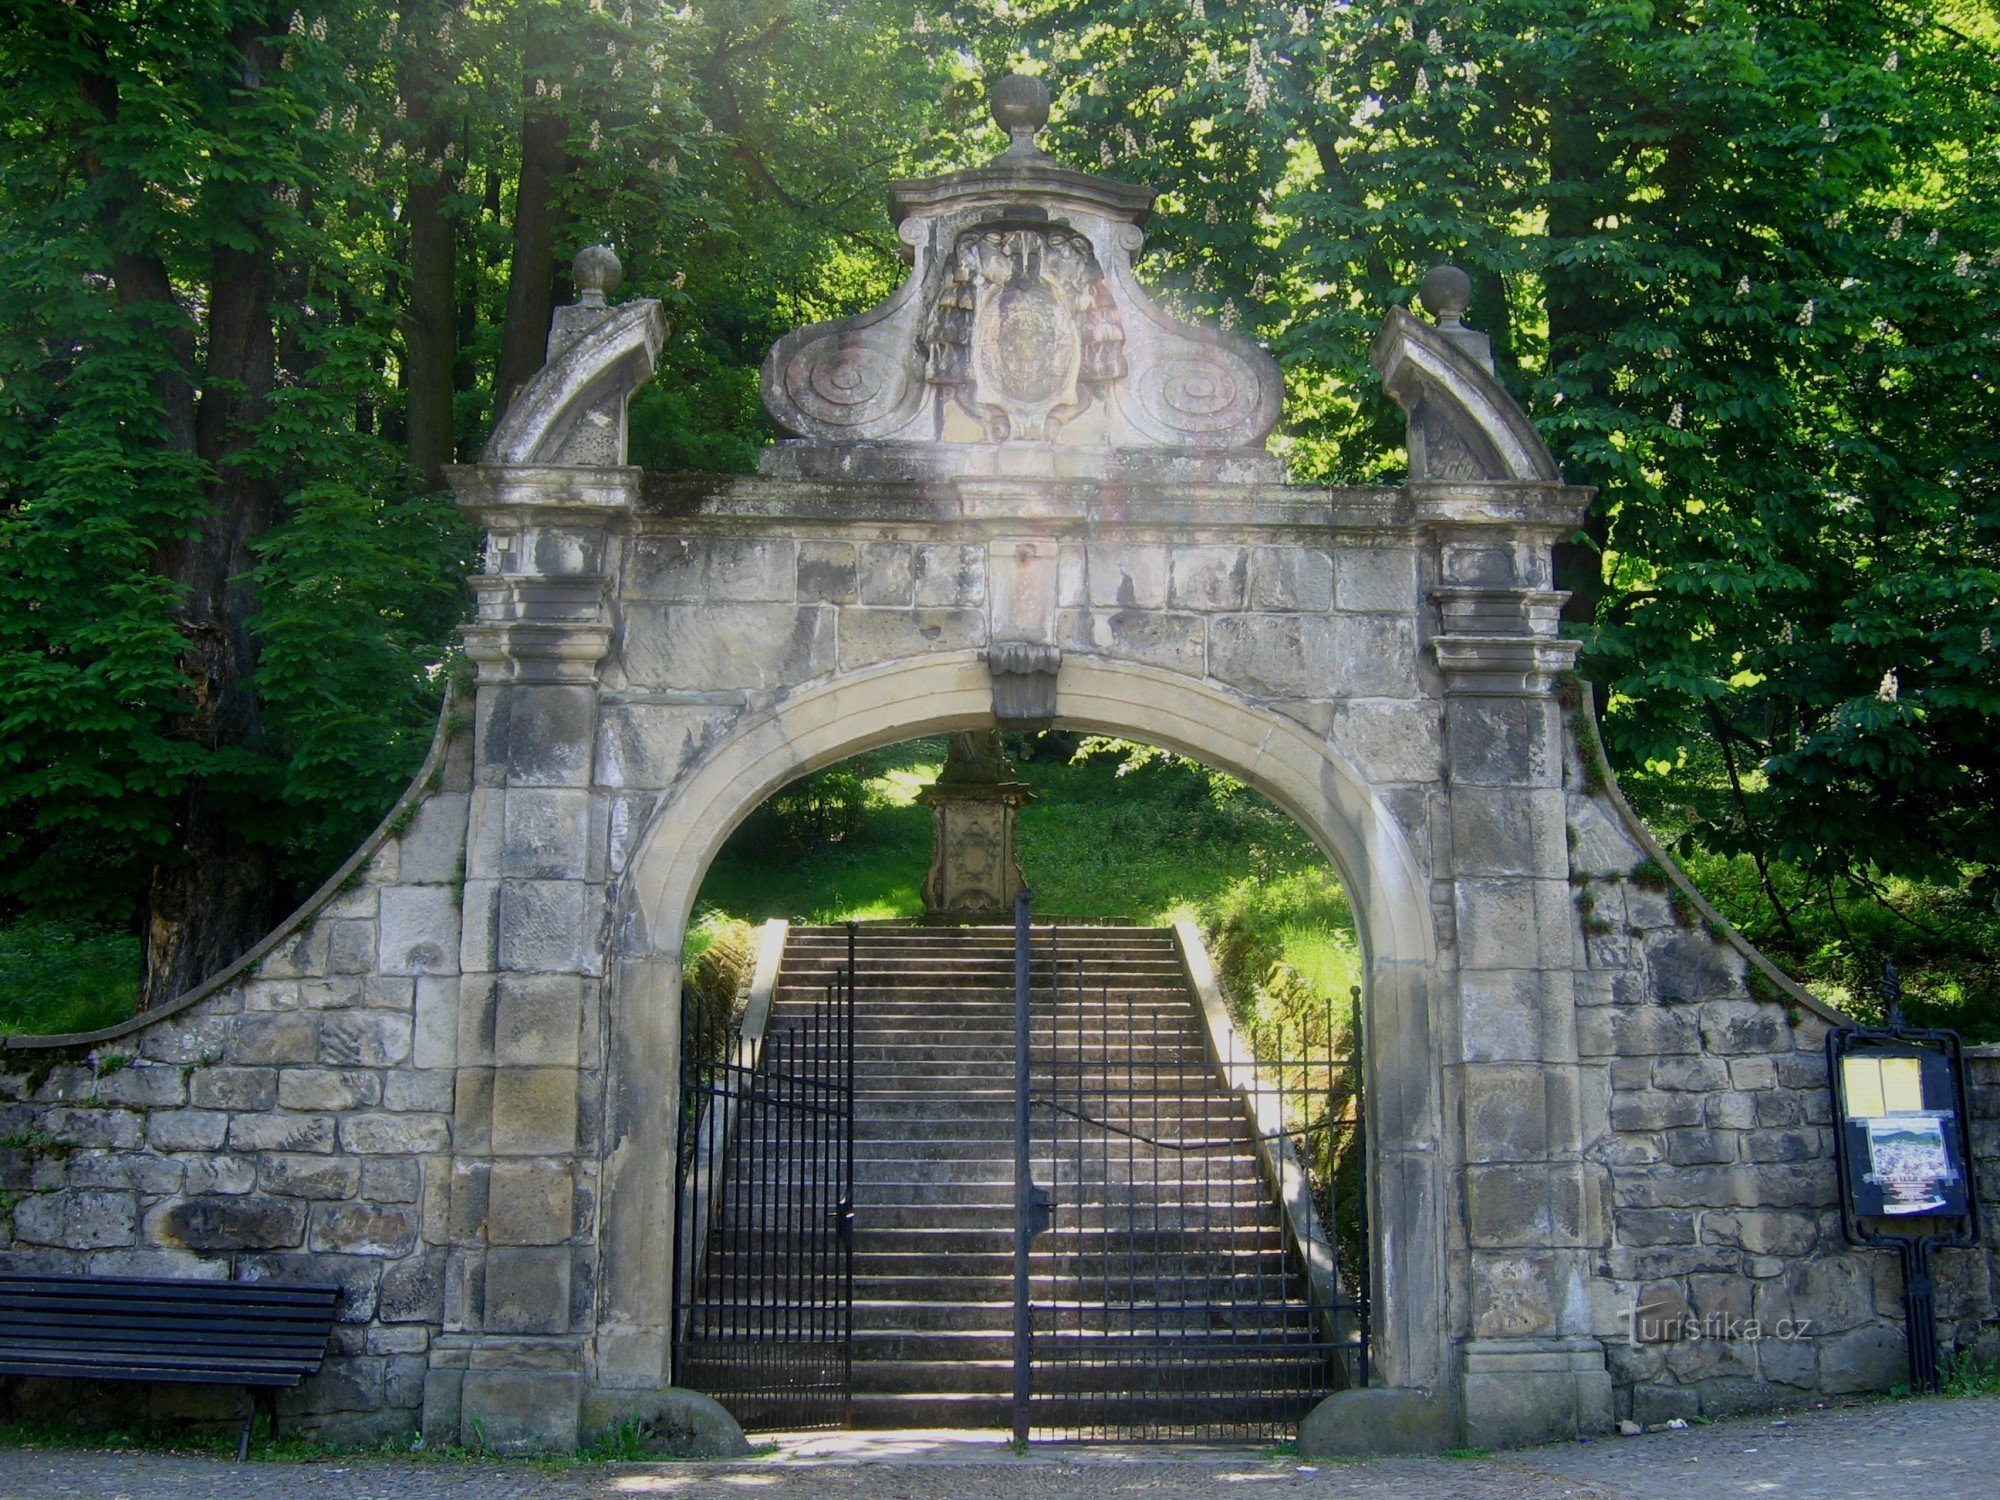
[1826,962,1982,1392]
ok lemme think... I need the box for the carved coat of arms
[920,222,1126,442]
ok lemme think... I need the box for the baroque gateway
[4,77,1994,1454]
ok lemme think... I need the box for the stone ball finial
[1417,264,1473,329]
[991,74,1051,134]
[991,74,1052,159]
[573,244,622,306]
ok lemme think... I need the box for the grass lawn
[693,736,1364,1033]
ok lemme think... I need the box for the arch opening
[593,652,1446,1422]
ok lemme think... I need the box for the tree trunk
[139,34,285,1010]
[494,100,572,419]
[1544,92,1618,635]
[404,157,458,486]
[401,6,460,488]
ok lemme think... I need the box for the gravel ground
[1,1396,1995,1500]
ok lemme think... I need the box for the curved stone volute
[1371,270,1558,483]
[759,76,1284,462]
[483,261,669,468]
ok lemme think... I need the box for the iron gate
[670,935,855,1430]
[1011,892,1368,1442]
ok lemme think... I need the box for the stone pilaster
[430,463,631,1451]
[1423,481,1614,1446]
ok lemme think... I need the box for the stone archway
[4,73,1917,1460]
[594,652,1445,1414]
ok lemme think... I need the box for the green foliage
[0,1,975,978]
[0,917,138,1037]
[681,908,759,1054]
[941,0,2000,998]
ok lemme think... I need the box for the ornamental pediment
[759,77,1283,461]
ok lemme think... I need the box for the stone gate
[5,78,1996,1455]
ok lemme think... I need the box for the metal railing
[670,931,855,1431]
[1014,893,1364,1442]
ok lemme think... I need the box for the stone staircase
[763,922,1333,1432]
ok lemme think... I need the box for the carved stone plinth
[918,731,1034,920]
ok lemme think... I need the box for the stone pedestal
[919,732,1033,920]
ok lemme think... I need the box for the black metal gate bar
[670,932,855,1430]
[1015,898,1367,1442]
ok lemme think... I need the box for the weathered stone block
[321,1011,413,1069]
[148,1110,231,1152]
[1209,612,1418,699]
[1577,1006,1700,1058]
[259,1154,363,1200]
[497,879,589,973]
[311,1202,419,1257]
[1247,546,1333,613]
[1168,546,1247,610]
[299,977,364,1010]
[1699,1000,1788,1054]
[499,685,598,787]
[380,1251,446,1323]
[327,920,378,975]
[1616,1209,1695,1247]
[913,542,984,608]
[361,1158,423,1204]
[1465,1164,1589,1248]
[494,973,583,1068]
[1458,969,1543,1063]
[184,1155,259,1195]
[837,607,985,671]
[191,1066,278,1112]
[1460,1063,1550,1162]
[1663,1128,1735,1166]
[499,789,593,881]
[13,1190,138,1250]
[1652,1056,1730,1093]
[706,537,797,602]
[151,1195,307,1251]
[396,792,470,885]
[1325,700,1441,785]
[622,603,834,692]
[1335,547,1418,612]
[1610,1091,1703,1132]
[378,886,461,977]
[278,1068,381,1112]
[414,976,460,1070]
[1085,543,1169,609]
[857,542,914,605]
[458,1369,580,1452]
[92,1064,186,1110]
[1057,608,1204,676]
[484,1246,573,1334]
[340,1112,452,1155]
[230,1015,318,1066]
[1454,880,1540,970]
[228,1113,335,1154]
[491,1069,578,1157]
[1705,1092,1758,1129]
[1818,1322,1905,1393]
[795,541,857,603]
[383,1070,455,1113]
[488,1161,574,1246]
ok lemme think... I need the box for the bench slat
[0,1274,339,1392]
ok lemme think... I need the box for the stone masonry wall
[1561,701,1996,1421]
[0,708,473,1442]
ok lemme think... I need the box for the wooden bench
[0,1273,341,1459]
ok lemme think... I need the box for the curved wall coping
[1,679,467,1055]
[1574,681,1850,1028]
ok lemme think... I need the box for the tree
[0,0,967,1009]
[942,0,2000,945]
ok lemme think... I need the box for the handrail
[1171,919,1347,1356]
[673,918,788,1316]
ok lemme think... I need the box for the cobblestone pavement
[1,1397,1995,1500]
